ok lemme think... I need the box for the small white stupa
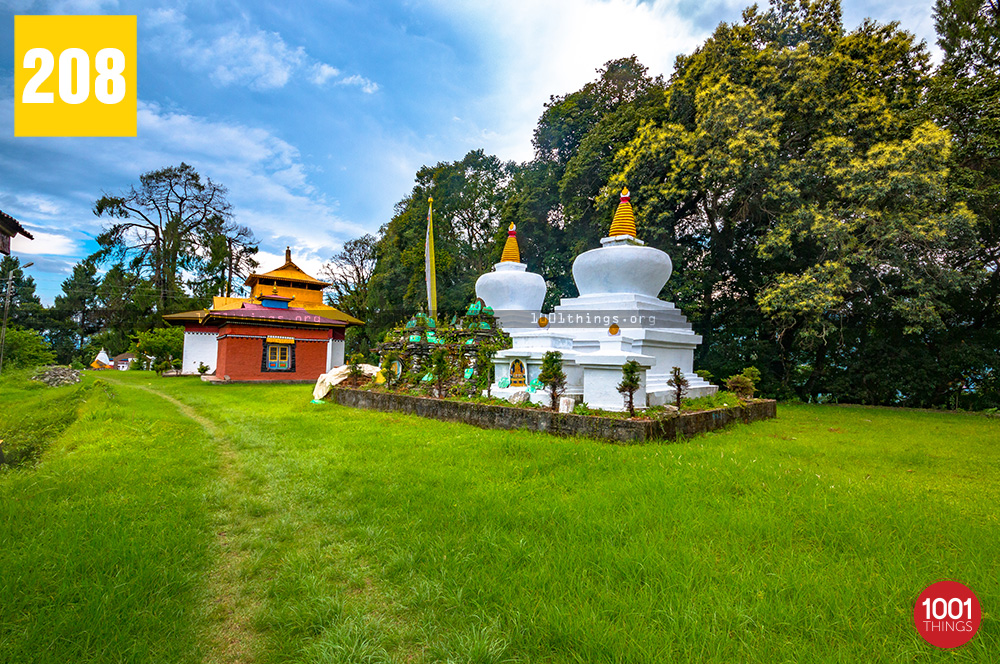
[488,187,716,410]
[474,222,546,331]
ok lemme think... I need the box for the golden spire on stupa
[609,187,637,238]
[500,222,520,262]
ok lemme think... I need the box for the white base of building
[327,339,345,370]
[181,331,218,375]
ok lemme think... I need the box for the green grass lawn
[1,370,997,663]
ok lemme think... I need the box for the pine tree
[617,359,642,417]
[539,350,567,411]
[667,366,689,410]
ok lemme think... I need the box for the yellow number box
[15,15,137,137]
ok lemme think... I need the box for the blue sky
[2,0,940,303]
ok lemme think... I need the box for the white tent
[90,348,113,369]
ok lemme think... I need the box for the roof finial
[608,186,637,238]
[285,246,291,263]
[500,222,520,263]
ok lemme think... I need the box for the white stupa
[475,223,546,331]
[488,187,716,410]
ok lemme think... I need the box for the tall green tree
[191,218,259,299]
[48,260,103,363]
[0,256,45,332]
[92,163,237,314]
[611,0,980,405]
[323,234,377,318]
[322,233,379,358]
[368,149,517,337]
[934,0,999,77]
[86,264,158,358]
[926,0,1000,408]
[506,57,666,304]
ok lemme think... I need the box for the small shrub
[347,353,366,387]
[741,366,761,386]
[694,369,714,383]
[539,351,566,411]
[380,350,400,389]
[667,366,689,410]
[430,348,452,398]
[197,362,210,375]
[726,374,754,400]
[618,360,642,417]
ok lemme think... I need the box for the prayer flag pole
[425,196,437,321]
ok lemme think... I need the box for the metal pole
[0,271,13,376]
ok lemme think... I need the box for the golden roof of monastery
[609,187,637,238]
[165,248,364,326]
[500,223,520,263]
[211,297,247,311]
[244,247,331,289]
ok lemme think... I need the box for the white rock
[508,391,531,405]
[558,396,575,413]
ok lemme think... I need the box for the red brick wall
[214,322,335,381]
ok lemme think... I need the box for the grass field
[1,370,997,663]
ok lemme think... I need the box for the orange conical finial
[500,222,520,263]
[608,187,637,238]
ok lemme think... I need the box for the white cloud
[253,248,328,283]
[337,74,380,94]
[145,9,379,93]
[128,102,369,249]
[427,0,714,161]
[310,63,341,85]
[428,0,941,162]
[0,98,367,295]
[0,191,64,217]
[10,228,79,256]
[205,28,306,90]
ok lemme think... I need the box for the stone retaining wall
[326,388,776,444]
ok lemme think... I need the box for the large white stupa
[486,187,716,410]
[475,222,546,331]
